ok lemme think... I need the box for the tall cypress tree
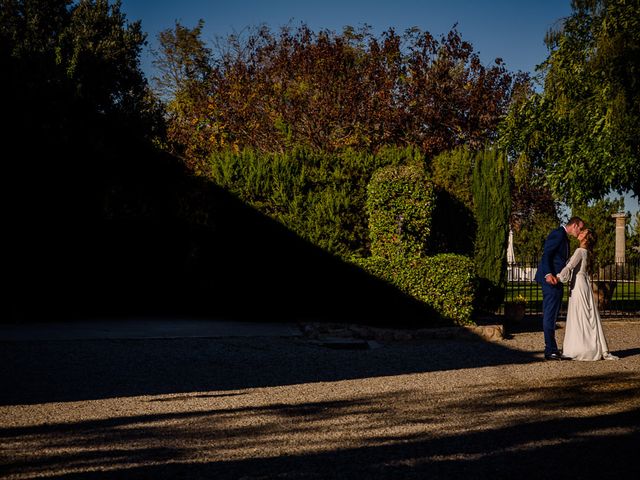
[472,149,510,312]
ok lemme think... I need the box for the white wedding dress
[558,248,617,361]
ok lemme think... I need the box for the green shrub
[355,254,476,325]
[366,163,435,260]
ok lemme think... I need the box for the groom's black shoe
[544,352,563,361]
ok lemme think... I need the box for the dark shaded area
[502,315,548,336]
[3,50,436,327]
[430,188,506,315]
[8,132,438,325]
[428,188,476,256]
[2,14,436,328]
[2,1,462,327]
[0,336,537,405]
[0,373,638,479]
[615,347,640,358]
[18,419,640,479]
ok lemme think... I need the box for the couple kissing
[535,217,618,361]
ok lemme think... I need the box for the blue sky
[119,0,638,218]
[121,0,574,77]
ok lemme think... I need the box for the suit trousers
[541,282,564,354]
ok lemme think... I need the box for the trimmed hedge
[366,163,435,260]
[202,146,477,326]
[431,146,475,210]
[429,147,476,256]
[355,254,476,325]
[205,146,424,259]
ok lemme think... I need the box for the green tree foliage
[572,197,626,270]
[496,80,561,259]
[152,19,211,159]
[3,0,165,240]
[500,0,640,204]
[2,0,162,142]
[472,149,510,311]
[154,21,523,164]
[366,164,435,260]
[153,19,211,101]
[512,214,560,261]
[59,1,153,124]
[508,153,560,260]
[2,0,163,225]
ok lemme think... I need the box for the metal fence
[504,258,640,318]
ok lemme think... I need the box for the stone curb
[299,322,505,344]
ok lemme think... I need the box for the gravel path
[1,320,639,479]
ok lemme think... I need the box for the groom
[535,216,585,360]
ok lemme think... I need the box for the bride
[557,229,619,361]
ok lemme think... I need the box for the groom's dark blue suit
[535,226,569,355]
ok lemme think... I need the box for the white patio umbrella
[507,229,516,265]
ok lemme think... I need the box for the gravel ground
[1,319,639,479]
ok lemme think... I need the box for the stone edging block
[299,322,504,343]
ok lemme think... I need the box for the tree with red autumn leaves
[155,21,526,166]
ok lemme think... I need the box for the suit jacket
[535,226,569,284]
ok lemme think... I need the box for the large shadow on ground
[0,334,541,405]
[1,374,638,478]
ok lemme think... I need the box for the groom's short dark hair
[567,216,584,227]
